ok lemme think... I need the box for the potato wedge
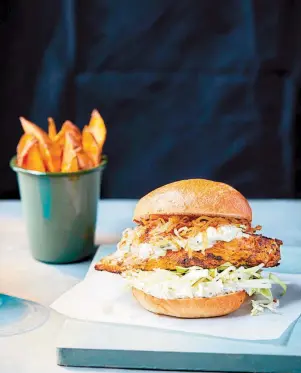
[82,125,100,166]
[77,151,94,170]
[88,109,107,152]
[48,117,57,141]
[23,143,46,172]
[54,120,81,148]
[17,133,37,167]
[19,117,61,172]
[65,130,94,170]
[39,142,62,172]
[20,116,50,144]
[65,129,81,148]
[61,132,79,172]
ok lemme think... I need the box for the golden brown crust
[133,179,252,223]
[132,288,247,318]
[94,235,282,273]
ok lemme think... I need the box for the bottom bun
[132,288,247,318]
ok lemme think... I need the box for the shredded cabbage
[251,299,280,316]
[269,273,287,295]
[124,264,287,316]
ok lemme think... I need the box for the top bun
[133,179,252,222]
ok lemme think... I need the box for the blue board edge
[57,348,301,372]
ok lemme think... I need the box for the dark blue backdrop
[1,0,301,198]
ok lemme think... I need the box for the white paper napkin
[51,266,301,341]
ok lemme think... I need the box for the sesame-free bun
[133,179,252,222]
[132,288,247,318]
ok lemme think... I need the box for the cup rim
[10,155,108,177]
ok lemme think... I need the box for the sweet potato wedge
[54,120,81,148]
[17,133,37,167]
[61,132,79,172]
[82,125,100,166]
[48,117,57,141]
[20,117,50,144]
[77,151,94,170]
[23,143,46,172]
[65,130,94,170]
[19,117,61,172]
[88,109,106,152]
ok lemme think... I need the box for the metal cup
[10,156,107,264]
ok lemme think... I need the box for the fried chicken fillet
[95,235,281,273]
[95,216,281,273]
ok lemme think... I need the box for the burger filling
[95,215,284,315]
[116,216,258,260]
[124,264,287,316]
[96,215,281,272]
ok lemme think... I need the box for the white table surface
[0,199,301,373]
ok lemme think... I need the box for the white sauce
[116,225,249,259]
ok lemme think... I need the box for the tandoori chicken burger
[95,179,286,318]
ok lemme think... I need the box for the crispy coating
[94,234,282,274]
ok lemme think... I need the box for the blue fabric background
[1,0,301,198]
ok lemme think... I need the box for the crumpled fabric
[1,0,301,198]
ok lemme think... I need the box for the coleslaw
[124,263,287,316]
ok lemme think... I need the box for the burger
[95,179,286,318]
